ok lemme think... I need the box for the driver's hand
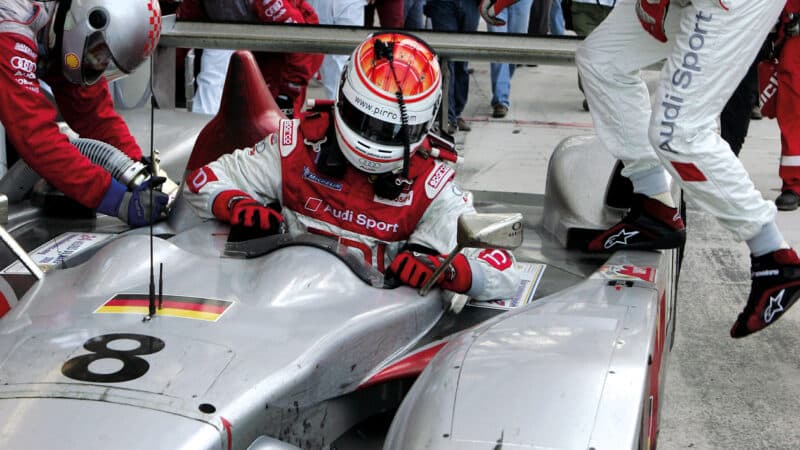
[388,251,472,293]
[230,199,284,231]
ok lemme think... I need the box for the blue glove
[97,178,169,227]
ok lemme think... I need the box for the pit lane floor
[447,62,800,449]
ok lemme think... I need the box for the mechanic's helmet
[53,0,162,86]
[334,32,441,175]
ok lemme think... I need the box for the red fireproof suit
[0,3,142,209]
[778,0,800,195]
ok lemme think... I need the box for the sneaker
[586,194,686,252]
[492,103,509,118]
[456,117,471,132]
[730,248,800,338]
[775,190,800,211]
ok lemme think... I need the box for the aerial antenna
[144,54,158,321]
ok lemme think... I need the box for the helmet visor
[338,96,428,146]
[82,32,112,85]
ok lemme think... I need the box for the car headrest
[184,50,285,173]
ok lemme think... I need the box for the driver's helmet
[54,0,162,86]
[334,32,441,175]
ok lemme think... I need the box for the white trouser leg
[192,49,234,115]
[576,0,677,180]
[578,0,783,241]
[649,0,783,240]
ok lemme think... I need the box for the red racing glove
[212,190,284,231]
[389,251,473,294]
[479,0,520,26]
[635,0,671,43]
[230,199,284,231]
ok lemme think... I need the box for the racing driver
[185,32,521,300]
[480,0,800,337]
[0,0,168,227]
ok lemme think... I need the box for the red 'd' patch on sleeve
[670,161,707,182]
[187,166,218,193]
[478,249,513,271]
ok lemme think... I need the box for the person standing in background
[487,0,533,118]
[571,0,615,110]
[550,0,566,35]
[720,59,759,157]
[365,0,405,28]
[426,0,480,134]
[404,0,428,29]
[774,2,800,211]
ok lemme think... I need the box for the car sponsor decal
[1,232,115,274]
[594,264,656,282]
[95,294,234,322]
[467,262,546,310]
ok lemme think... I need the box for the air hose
[70,137,149,188]
[0,137,178,202]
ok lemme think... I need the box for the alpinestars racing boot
[587,193,686,252]
[730,248,800,338]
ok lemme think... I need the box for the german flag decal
[95,294,233,322]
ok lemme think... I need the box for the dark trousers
[426,0,480,122]
[721,59,759,156]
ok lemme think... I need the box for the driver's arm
[184,134,283,222]
[401,181,521,300]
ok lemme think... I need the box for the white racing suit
[576,0,784,240]
[184,116,521,301]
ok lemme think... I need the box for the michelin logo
[303,166,342,191]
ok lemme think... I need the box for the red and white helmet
[334,32,441,175]
[53,0,162,85]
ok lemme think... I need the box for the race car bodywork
[0,51,680,450]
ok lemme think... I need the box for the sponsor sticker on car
[593,264,656,282]
[1,232,115,274]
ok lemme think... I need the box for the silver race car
[0,52,681,450]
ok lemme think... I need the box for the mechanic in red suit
[0,0,168,227]
[775,0,800,211]
[177,0,323,117]
[185,32,521,300]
